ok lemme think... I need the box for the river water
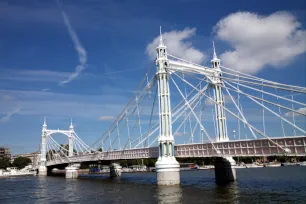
[0,166,305,204]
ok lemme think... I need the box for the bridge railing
[175,136,306,158]
[45,136,306,166]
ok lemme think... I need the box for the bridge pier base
[110,163,122,178]
[156,157,180,185]
[65,166,79,179]
[214,157,236,184]
[38,166,47,176]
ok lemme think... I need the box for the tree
[0,157,11,169]
[13,157,32,169]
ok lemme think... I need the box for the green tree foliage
[0,157,11,169]
[13,157,32,169]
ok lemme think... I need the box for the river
[0,166,305,204]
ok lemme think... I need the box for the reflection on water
[34,176,48,204]
[0,166,305,204]
[214,182,240,203]
[157,185,183,204]
[64,180,79,203]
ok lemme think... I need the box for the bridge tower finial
[213,41,217,60]
[43,117,47,129]
[69,118,74,131]
[159,26,163,46]
[69,118,74,129]
[156,26,167,61]
[211,41,220,69]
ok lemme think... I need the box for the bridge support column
[39,118,48,176]
[38,166,47,176]
[214,157,236,184]
[156,157,180,185]
[155,28,180,185]
[210,43,236,184]
[110,163,122,178]
[68,120,74,157]
[65,166,79,179]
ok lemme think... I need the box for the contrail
[56,0,87,85]
[0,107,21,123]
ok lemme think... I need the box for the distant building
[0,147,11,159]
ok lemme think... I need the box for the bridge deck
[46,136,306,166]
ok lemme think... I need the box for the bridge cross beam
[155,27,180,185]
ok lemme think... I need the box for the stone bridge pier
[38,165,47,176]
[65,163,80,179]
[110,163,122,178]
[214,157,236,184]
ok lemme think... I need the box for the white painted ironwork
[38,30,306,170]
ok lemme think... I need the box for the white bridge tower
[38,118,48,175]
[68,120,74,157]
[210,43,236,184]
[211,42,228,142]
[155,27,180,185]
[38,118,77,176]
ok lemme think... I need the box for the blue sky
[0,0,305,154]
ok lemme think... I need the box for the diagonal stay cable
[91,61,156,148]
[224,81,306,134]
[170,75,221,154]
[174,73,290,152]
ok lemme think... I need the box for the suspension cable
[173,72,290,152]
[91,61,156,147]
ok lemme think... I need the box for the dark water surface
[0,166,305,204]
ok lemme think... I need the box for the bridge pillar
[39,118,48,176]
[65,164,80,179]
[211,42,228,143]
[38,166,47,176]
[68,120,74,157]
[210,43,236,184]
[155,27,180,185]
[110,163,122,178]
[214,157,236,184]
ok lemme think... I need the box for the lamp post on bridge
[155,27,180,185]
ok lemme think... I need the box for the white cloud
[98,116,116,121]
[214,11,306,74]
[56,0,87,85]
[0,68,71,82]
[285,107,306,117]
[0,89,129,119]
[146,28,206,64]
[174,131,187,137]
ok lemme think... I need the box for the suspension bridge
[37,28,306,185]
